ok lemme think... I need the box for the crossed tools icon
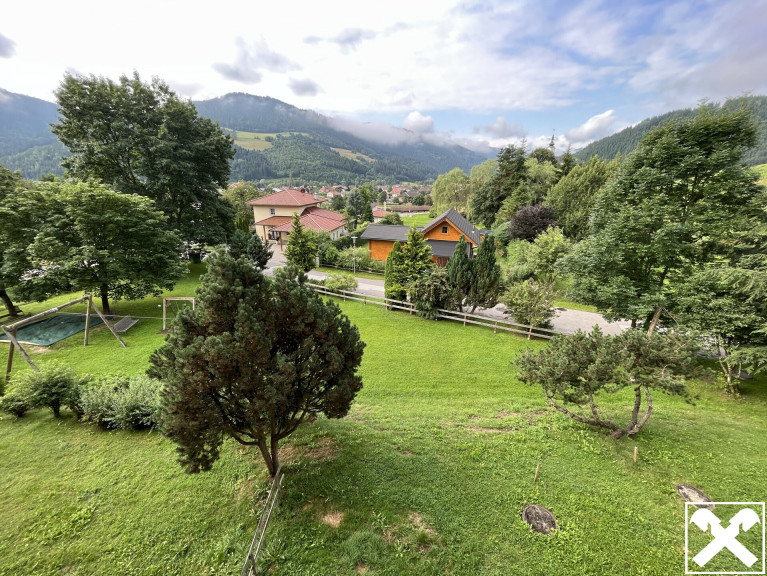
[690,508,762,568]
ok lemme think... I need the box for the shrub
[1,363,82,417]
[0,378,36,417]
[324,272,358,293]
[501,279,556,328]
[80,375,163,430]
[321,245,339,266]
[336,247,373,271]
[506,240,535,282]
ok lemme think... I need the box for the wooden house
[360,208,484,266]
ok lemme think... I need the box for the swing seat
[113,315,139,333]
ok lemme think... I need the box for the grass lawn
[2,274,767,575]
[400,214,433,226]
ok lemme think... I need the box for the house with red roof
[247,188,347,248]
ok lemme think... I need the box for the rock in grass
[522,504,557,534]
[677,484,714,509]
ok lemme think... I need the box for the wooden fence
[241,465,284,576]
[307,283,555,339]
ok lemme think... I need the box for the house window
[441,225,448,234]
[270,208,276,215]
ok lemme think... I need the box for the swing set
[2,294,126,381]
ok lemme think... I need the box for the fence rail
[307,283,554,339]
[241,466,284,576]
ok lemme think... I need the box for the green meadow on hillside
[1,269,766,575]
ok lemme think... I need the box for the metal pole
[351,235,358,274]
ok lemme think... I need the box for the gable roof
[246,188,326,207]
[253,215,293,227]
[422,208,481,246]
[302,206,346,221]
[359,224,413,242]
[272,212,346,234]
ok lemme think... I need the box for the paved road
[265,246,629,335]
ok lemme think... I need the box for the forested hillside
[0,89,66,178]
[0,90,489,183]
[196,93,490,184]
[576,95,767,165]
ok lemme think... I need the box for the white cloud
[403,111,434,134]
[565,110,621,148]
[213,37,299,84]
[474,116,526,139]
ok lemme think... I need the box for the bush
[336,247,373,271]
[501,279,556,328]
[321,245,339,265]
[324,272,358,293]
[0,363,83,418]
[80,375,163,430]
[0,377,36,417]
[506,240,535,282]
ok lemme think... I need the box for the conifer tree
[446,235,472,311]
[149,252,365,477]
[384,241,407,301]
[467,234,501,312]
[400,226,433,284]
[284,213,317,272]
[228,229,273,270]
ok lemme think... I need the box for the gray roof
[359,225,414,242]
[422,208,482,245]
[426,240,465,258]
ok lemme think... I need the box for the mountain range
[2,88,766,184]
[0,89,492,184]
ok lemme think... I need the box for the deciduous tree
[53,72,236,245]
[545,155,616,240]
[562,106,764,327]
[149,254,365,476]
[432,168,470,214]
[25,180,186,314]
[509,204,558,242]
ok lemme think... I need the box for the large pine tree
[149,252,365,477]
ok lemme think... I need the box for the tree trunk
[646,305,663,336]
[543,389,624,437]
[0,289,18,317]
[626,384,653,436]
[257,436,277,477]
[99,284,111,315]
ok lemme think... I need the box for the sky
[2,0,767,155]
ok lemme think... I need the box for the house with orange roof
[247,188,347,248]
